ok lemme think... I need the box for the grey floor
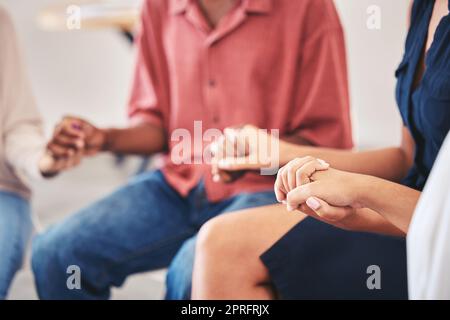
[8,154,166,300]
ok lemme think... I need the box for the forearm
[281,144,410,182]
[102,124,167,155]
[337,208,405,237]
[358,175,421,233]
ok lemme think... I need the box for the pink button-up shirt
[128,0,353,202]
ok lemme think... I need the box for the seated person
[31,0,352,299]
[0,7,82,299]
[191,0,450,299]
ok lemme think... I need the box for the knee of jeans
[31,228,74,280]
[165,237,197,300]
[31,233,57,277]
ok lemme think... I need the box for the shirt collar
[244,0,273,14]
[170,0,190,15]
[170,0,273,15]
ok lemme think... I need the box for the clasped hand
[275,156,365,223]
[39,116,105,176]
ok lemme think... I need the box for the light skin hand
[38,150,83,177]
[285,167,419,234]
[275,158,385,230]
[210,127,248,183]
[274,156,330,203]
[210,124,295,183]
[274,156,361,228]
[285,168,365,211]
[296,200,357,228]
[296,201,405,236]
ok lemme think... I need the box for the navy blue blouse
[396,0,450,191]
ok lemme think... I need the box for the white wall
[1,0,409,147]
[335,0,409,148]
[0,0,134,132]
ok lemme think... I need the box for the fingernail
[286,205,295,212]
[317,159,329,167]
[306,197,321,210]
[281,200,287,204]
[213,174,220,182]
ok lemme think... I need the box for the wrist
[279,141,302,166]
[101,128,116,152]
[354,174,378,208]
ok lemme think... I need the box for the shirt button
[212,115,220,123]
[208,79,216,87]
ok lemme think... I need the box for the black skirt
[260,217,408,299]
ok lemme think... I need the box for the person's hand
[284,167,366,215]
[41,116,106,176]
[210,125,291,183]
[47,116,106,158]
[274,156,330,202]
[38,150,83,177]
[275,156,372,228]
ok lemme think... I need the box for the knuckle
[286,192,293,203]
[286,192,297,205]
[299,172,308,182]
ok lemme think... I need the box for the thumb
[305,197,352,222]
[39,152,56,172]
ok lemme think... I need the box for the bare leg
[192,204,306,299]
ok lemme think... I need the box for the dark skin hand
[47,116,167,160]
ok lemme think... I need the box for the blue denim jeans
[31,170,276,299]
[0,191,32,299]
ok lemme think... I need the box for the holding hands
[275,156,366,223]
[39,116,105,176]
[210,124,292,183]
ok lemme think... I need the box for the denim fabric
[31,170,276,299]
[0,191,32,299]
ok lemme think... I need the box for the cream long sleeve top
[0,7,46,199]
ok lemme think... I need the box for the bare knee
[193,216,246,299]
[197,216,238,261]
[194,215,274,299]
